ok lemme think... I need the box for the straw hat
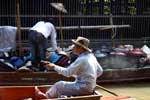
[50,3,67,13]
[72,36,91,52]
[58,51,70,59]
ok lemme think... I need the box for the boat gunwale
[0,85,102,100]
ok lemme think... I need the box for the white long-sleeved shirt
[30,21,57,50]
[54,52,103,90]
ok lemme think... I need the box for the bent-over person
[28,21,57,69]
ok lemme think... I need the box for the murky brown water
[98,82,150,100]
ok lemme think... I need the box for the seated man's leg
[45,81,92,98]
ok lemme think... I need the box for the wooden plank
[0,86,35,100]
[0,71,74,85]
[0,85,49,100]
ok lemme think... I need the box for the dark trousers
[28,30,48,67]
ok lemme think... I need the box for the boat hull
[0,68,150,85]
[0,85,102,100]
[0,85,134,100]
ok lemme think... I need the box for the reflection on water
[98,82,150,100]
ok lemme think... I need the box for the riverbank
[98,81,150,100]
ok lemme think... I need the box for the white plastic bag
[0,26,17,51]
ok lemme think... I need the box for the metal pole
[59,8,64,51]
[50,2,67,51]
[110,13,115,47]
[59,0,64,51]
[21,25,130,30]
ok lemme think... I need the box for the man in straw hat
[35,36,103,99]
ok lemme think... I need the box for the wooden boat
[1,46,150,85]
[0,67,150,86]
[0,85,133,100]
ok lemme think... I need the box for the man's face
[72,45,81,55]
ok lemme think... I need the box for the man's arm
[50,26,57,50]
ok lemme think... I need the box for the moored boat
[0,67,150,86]
[1,44,150,85]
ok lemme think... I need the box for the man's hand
[40,60,55,70]
[40,60,49,65]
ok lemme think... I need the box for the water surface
[98,82,150,100]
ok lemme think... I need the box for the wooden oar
[96,85,119,96]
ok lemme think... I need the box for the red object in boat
[101,96,132,100]
[128,48,145,57]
